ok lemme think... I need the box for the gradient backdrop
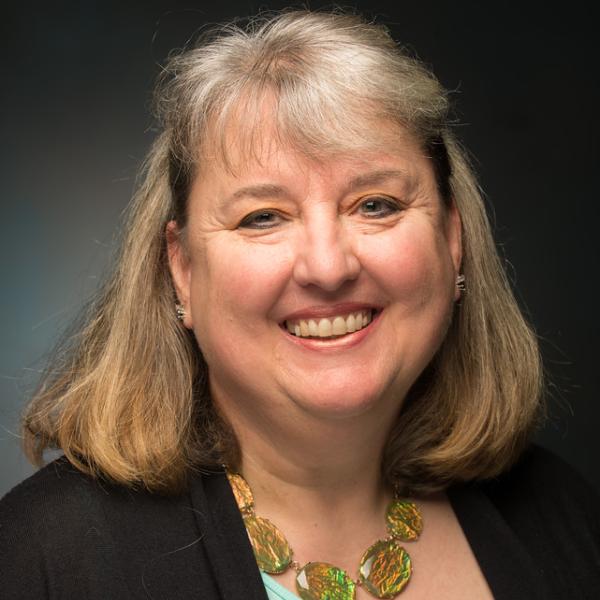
[2,1,598,496]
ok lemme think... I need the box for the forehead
[197,104,432,187]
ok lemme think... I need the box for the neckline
[261,572,301,600]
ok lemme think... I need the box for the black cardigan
[1,445,599,599]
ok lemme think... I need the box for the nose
[292,214,361,291]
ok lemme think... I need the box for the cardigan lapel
[190,468,269,600]
[448,483,555,600]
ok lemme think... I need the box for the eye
[238,210,285,229]
[356,196,401,218]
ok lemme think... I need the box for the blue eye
[238,210,283,229]
[358,196,400,218]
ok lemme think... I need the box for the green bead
[386,500,423,541]
[359,539,411,598]
[296,562,356,600]
[244,515,292,574]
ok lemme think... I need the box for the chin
[290,380,395,420]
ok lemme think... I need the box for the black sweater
[1,445,599,599]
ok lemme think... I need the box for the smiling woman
[1,9,599,600]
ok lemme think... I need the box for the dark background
[1,1,598,496]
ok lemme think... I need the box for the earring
[456,274,466,292]
[175,303,186,322]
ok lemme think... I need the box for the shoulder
[0,456,196,528]
[480,445,600,597]
[0,456,170,535]
[0,458,215,599]
[0,458,103,597]
[1,457,100,542]
[482,444,600,519]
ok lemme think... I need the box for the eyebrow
[345,169,411,192]
[231,183,291,200]
[226,169,412,204]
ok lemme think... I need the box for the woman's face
[168,124,461,425]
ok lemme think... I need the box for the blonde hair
[23,10,543,494]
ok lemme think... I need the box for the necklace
[226,471,423,600]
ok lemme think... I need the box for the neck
[216,388,400,520]
[246,431,387,511]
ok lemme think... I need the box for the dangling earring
[175,303,186,322]
[455,274,466,292]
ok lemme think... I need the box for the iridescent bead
[359,539,411,598]
[244,515,292,573]
[296,562,356,600]
[226,472,254,513]
[386,500,423,541]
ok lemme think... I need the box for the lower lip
[281,311,381,351]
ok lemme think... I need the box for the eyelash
[356,196,401,218]
[237,196,401,229]
[238,210,285,229]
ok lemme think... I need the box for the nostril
[292,237,360,291]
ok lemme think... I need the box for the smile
[284,309,374,339]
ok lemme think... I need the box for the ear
[445,198,463,301]
[166,220,193,328]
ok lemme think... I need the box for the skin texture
[166,121,490,599]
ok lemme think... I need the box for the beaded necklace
[226,471,423,600]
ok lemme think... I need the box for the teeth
[285,310,374,339]
[347,313,356,332]
[355,312,363,329]
[332,316,346,336]
[318,319,332,337]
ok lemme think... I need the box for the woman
[1,9,598,600]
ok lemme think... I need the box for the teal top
[261,572,301,600]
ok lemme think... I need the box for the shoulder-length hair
[23,10,543,494]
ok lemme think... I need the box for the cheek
[362,226,453,304]
[189,238,290,331]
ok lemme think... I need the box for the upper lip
[281,302,381,323]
